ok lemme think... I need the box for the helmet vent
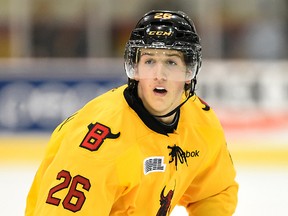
[175,32,184,39]
[136,30,145,37]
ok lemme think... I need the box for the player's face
[135,48,189,122]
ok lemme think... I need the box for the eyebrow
[166,53,182,58]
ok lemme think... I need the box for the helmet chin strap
[152,92,193,118]
[152,78,196,118]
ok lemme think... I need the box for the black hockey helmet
[124,10,202,85]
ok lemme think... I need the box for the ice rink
[1,132,288,216]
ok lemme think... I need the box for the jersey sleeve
[25,121,67,216]
[179,140,238,215]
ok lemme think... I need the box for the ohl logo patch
[80,122,120,151]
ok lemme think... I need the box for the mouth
[153,87,167,95]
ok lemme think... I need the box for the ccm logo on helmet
[148,31,172,36]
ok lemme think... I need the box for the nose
[153,64,167,81]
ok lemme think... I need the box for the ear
[185,69,195,81]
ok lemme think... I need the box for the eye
[145,59,154,64]
[167,60,177,66]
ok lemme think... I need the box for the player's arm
[25,113,78,215]
[179,142,238,215]
[26,145,116,214]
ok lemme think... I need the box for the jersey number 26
[46,170,91,212]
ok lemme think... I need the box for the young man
[26,10,238,215]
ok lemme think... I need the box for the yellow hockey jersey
[25,84,238,216]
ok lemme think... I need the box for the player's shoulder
[86,84,127,107]
[53,85,128,132]
[79,84,128,116]
[51,84,134,155]
[183,95,222,128]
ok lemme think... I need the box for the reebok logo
[168,145,200,170]
[185,150,200,158]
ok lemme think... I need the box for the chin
[152,108,168,117]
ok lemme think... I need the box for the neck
[156,111,179,128]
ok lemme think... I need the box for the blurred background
[0,0,287,215]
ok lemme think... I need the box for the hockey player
[25,10,238,215]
